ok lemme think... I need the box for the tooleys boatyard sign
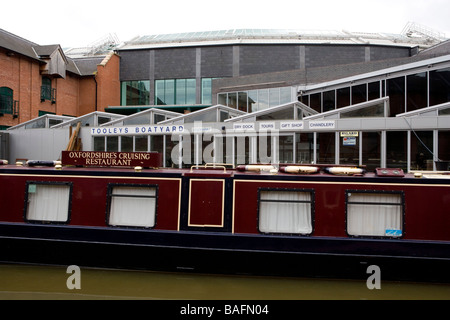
[90,125,185,136]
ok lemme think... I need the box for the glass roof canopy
[101,108,181,126]
[122,28,431,48]
[304,97,390,120]
[225,101,317,122]
[133,29,346,44]
[158,105,246,125]
[51,112,124,128]
[7,114,75,130]
[396,101,450,117]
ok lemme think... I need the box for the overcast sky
[2,0,450,48]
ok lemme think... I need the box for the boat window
[346,191,403,238]
[258,189,313,235]
[107,185,157,228]
[25,182,72,223]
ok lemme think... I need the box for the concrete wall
[119,44,412,81]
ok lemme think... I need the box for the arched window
[0,87,13,114]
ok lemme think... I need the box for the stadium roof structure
[119,27,446,50]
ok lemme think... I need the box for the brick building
[0,28,120,129]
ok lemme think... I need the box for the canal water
[1,263,450,300]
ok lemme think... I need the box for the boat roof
[1,163,448,181]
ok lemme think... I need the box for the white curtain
[109,186,156,228]
[259,191,312,234]
[347,193,402,237]
[27,184,70,222]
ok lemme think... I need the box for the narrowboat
[1,151,449,282]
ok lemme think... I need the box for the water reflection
[1,264,450,300]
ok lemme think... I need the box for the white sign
[280,121,304,131]
[308,120,336,130]
[91,125,185,136]
[191,126,213,133]
[259,122,276,130]
[233,123,255,131]
[340,131,359,137]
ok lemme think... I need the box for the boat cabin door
[179,171,233,232]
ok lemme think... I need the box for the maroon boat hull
[1,165,449,281]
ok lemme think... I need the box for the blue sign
[385,229,402,237]
[343,137,357,146]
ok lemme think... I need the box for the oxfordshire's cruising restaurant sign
[62,151,163,167]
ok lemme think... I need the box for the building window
[0,87,13,114]
[135,136,149,152]
[352,84,368,105]
[41,77,56,103]
[386,76,406,116]
[430,67,450,106]
[107,185,157,228]
[368,81,381,100]
[121,136,133,152]
[411,131,433,170]
[258,189,313,235]
[202,78,213,104]
[407,72,428,111]
[309,93,321,113]
[155,79,195,105]
[322,90,336,112]
[296,133,314,164]
[24,182,72,223]
[317,132,336,164]
[362,131,381,171]
[106,136,119,151]
[121,80,150,106]
[387,131,407,171]
[337,87,350,108]
[94,136,105,151]
[218,87,294,112]
[279,135,294,163]
[438,130,450,163]
[346,191,403,237]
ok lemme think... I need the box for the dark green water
[1,264,449,300]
